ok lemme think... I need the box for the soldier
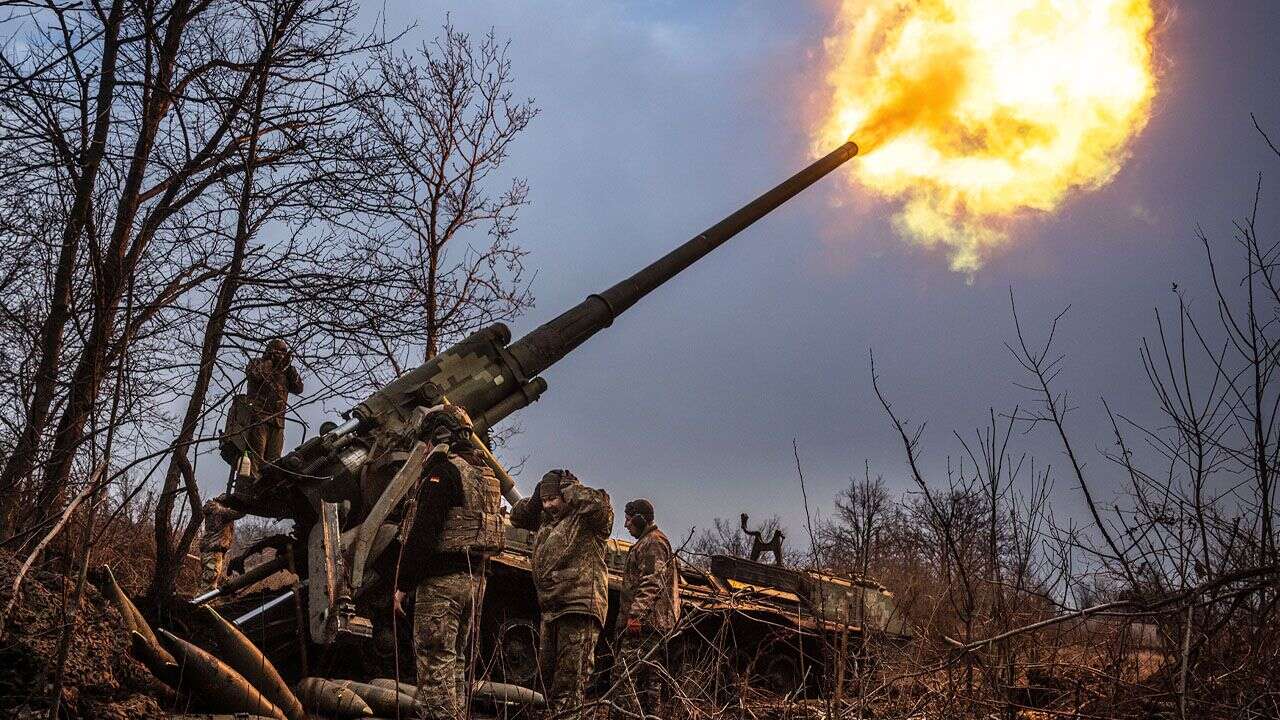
[198,495,239,588]
[510,469,613,719]
[611,499,680,720]
[393,405,504,720]
[244,338,304,468]
[201,339,304,589]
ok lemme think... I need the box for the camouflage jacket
[199,496,238,553]
[245,356,303,418]
[510,479,613,626]
[618,525,680,634]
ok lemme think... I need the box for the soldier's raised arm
[509,492,543,531]
[245,356,271,383]
[285,364,303,395]
[562,476,613,537]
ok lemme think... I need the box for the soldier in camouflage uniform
[244,338,304,467]
[510,469,613,719]
[393,405,505,720]
[201,340,303,589]
[611,499,680,720]
[198,495,239,588]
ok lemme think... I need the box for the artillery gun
[143,141,878,715]
[203,139,860,630]
[233,139,859,522]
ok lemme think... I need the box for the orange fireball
[818,0,1158,271]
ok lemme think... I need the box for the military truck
[483,526,909,700]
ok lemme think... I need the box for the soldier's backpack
[219,394,258,467]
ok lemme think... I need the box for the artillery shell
[294,677,373,718]
[103,566,138,634]
[474,680,546,706]
[198,605,306,720]
[130,630,180,688]
[165,707,282,712]
[159,629,287,720]
[368,677,417,697]
[105,565,175,666]
[335,679,419,717]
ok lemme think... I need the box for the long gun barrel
[505,140,860,379]
[270,141,858,511]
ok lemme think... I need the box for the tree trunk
[0,0,125,542]
[25,0,194,538]
[425,243,440,360]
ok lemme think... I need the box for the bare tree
[335,21,538,363]
[0,0,130,536]
[1,6,543,622]
[148,0,373,606]
[0,0,351,541]
[822,464,889,576]
[846,141,1280,718]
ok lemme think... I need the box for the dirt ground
[0,550,170,719]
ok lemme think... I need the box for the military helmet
[421,404,474,444]
[265,338,289,354]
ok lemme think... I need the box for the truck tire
[492,619,539,690]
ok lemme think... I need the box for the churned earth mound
[0,550,169,719]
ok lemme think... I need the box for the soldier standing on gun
[510,469,613,719]
[392,405,505,720]
[611,499,680,720]
[244,338,304,467]
[200,338,304,589]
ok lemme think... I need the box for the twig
[1253,113,1280,159]
[793,439,821,569]
[945,564,1280,652]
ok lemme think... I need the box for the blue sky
[226,1,1280,544]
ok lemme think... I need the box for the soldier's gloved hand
[625,618,643,636]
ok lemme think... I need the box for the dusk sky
[222,1,1280,544]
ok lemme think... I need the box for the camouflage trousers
[414,570,486,720]
[247,416,286,468]
[539,614,601,720]
[198,498,238,590]
[609,632,666,720]
[199,550,228,589]
[230,414,285,496]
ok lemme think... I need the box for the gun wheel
[493,619,539,690]
[755,652,805,697]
